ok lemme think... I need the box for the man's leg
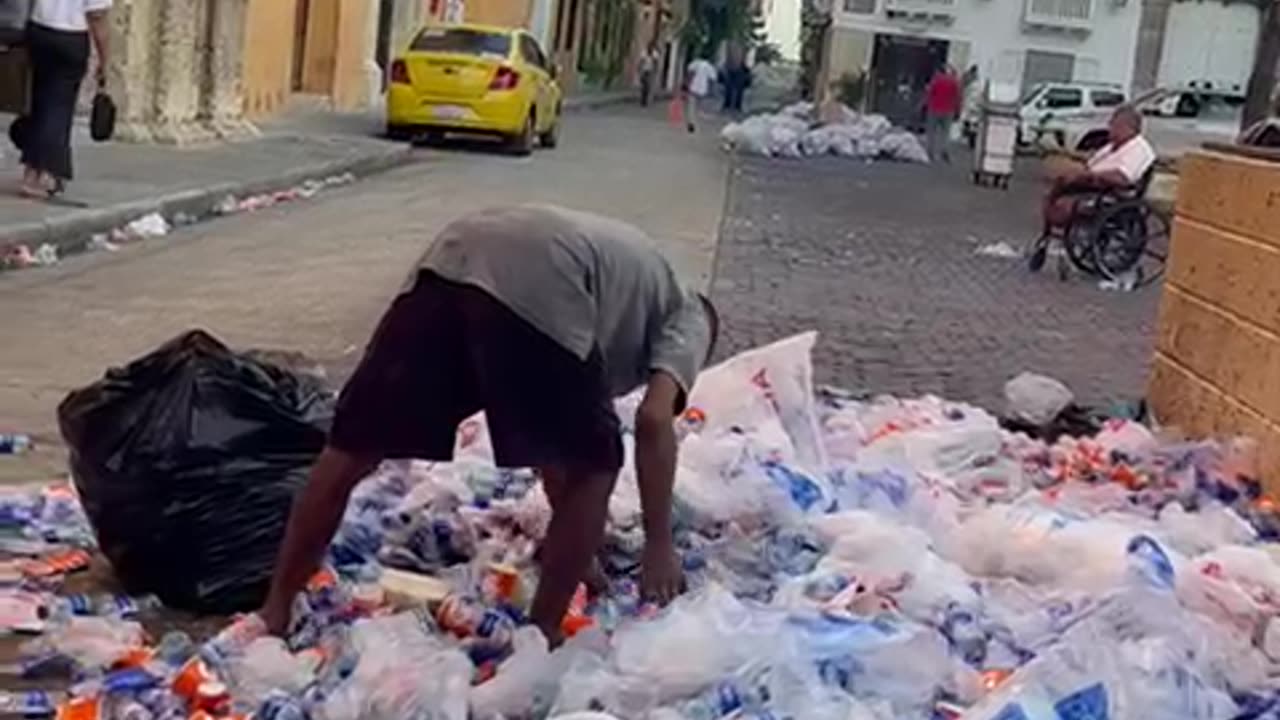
[1045,196,1079,228]
[259,270,474,634]
[940,118,953,162]
[529,467,617,644]
[926,116,943,162]
[538,467,607,593]
[686,93,698,132]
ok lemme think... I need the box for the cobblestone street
[711,154,1162,412]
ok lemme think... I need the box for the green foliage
[579,0,637,89]
[682,0,766,58]
[835,71,866,109]
[755,42,783,65]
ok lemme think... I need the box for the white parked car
[964,81,1125,152]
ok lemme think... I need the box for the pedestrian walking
[684,55,717,133]
[720,55,751,115]
[16,0,111,200]
[924,65,961,164]
[260,204,719,646]
[638,46,657,107]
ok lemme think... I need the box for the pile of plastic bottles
[10,332,1280,719]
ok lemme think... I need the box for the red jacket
[926,72,961,117]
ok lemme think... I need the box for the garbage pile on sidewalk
[8,332,1280,719]
[1,173,357,272]
[721,102,931,164]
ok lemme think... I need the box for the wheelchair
[1027,168,1169,285]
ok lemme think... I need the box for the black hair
[696,292,720,363]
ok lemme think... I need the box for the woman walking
[19,0,110,199]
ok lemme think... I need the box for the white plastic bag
[1176,545,1280,644]
[317,612,470,720]
[472,627,610,719]
[801,128,835,157]
[612,585,786,702]
[687,332,827,472]
[223,637,315,707]
[1004,372,1074,426]
[879,131,930,164]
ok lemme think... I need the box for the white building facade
[826,0,1144,122]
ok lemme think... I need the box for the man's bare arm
[260,447,379,634]
[635,372,682,603]
[86,11,109,84]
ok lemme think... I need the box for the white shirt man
[31,0,112,32]
[686,58,718,98]
[1087,134,1156,185]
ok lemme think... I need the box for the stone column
[204,0,257,138]
[112,0,158,143]
[150,0,212,144]
[363,0,383,109]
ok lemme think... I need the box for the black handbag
[7,111,27,150]
[90,87,115,142]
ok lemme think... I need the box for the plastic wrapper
[57,330,333,612]
[1005,372,1075,427]
[222,637,315,708]
[316,612,471,720]
[611,585,787,703]
[687,332,827,473]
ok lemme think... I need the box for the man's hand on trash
[641,538,685,604]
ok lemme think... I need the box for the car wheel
[509,114,535,156]
[386,123,412,142]
[539,110,560,149]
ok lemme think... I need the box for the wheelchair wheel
[1091,203,1150,281]
[1064,221,1100,276]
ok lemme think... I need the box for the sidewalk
[0,90,635,256]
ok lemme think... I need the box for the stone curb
[563,92,651,112]
[0,141,414,258]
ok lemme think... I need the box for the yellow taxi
[386,23,562,155]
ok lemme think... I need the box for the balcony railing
[1024,0,1093,30]
[884,0,956,21]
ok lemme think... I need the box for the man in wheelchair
[1042,105,1156,229]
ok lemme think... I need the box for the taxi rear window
[411,28,511,58]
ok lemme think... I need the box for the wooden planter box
[1149,146,1280,491]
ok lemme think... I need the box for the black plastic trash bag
[58,330,334,613]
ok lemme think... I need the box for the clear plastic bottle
[199,613,267,667]
[0,689,59,716]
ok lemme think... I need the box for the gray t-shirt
[413,205,710,402]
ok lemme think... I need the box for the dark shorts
[330,271,623,473]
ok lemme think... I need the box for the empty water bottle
[0,689,58,716]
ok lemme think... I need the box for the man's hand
[641,538,684,604]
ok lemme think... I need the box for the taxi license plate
[431,105,468,119]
